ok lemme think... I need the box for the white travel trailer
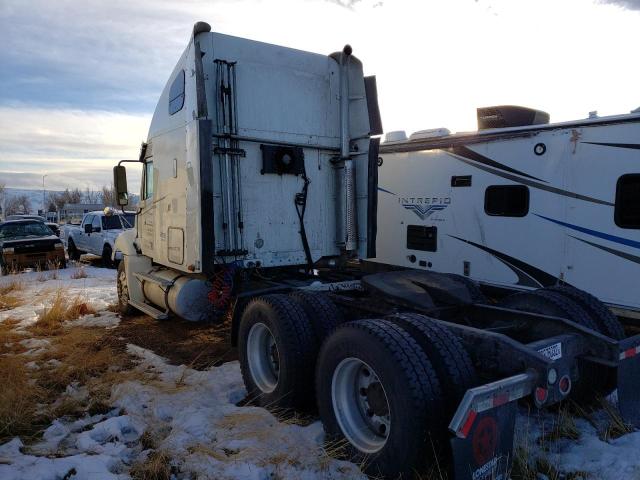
[374,106,640,317]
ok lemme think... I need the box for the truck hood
[0,236,62,252]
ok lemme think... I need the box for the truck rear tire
[239,294,316,410]
[548,285,624,340]
[67,239,80,261]
[289,290,342,343]
[499,289,615,401]
[499,289,599,331]
[316,319,447,478]
[386,313,477,414]
[445,273,489,304]
[116,261,135,316]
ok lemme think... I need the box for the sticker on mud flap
[538,342,562,361]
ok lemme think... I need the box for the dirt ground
[112,314,237,370]
[78,255,238,370]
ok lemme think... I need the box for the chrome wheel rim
[247,322,279,393]
[331,357,391,453]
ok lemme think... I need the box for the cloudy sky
[1,0,639,192]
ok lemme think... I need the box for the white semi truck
[112,22,640,480]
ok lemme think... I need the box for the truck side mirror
[84,224,93,234]
[113,166,129,206]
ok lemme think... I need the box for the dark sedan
[0,220,66,274]
[5,214,60,236]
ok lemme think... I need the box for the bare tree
[85,187,101,204]
[70,188,82,203]
[59,188,81,205]
[5,195,31,215]
[101,184,116,207]
[17,194,31,214]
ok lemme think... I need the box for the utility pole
[42,174,47,217]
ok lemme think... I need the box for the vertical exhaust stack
[339,45,358,253]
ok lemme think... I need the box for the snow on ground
[516,404,640,479]
[0,264,117,329]
[2,266,640,479]
[0,346,364,480]
[0,266,365,480]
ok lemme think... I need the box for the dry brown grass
[130,450,171,480]
[187,443,232,462]
[599,397,633,441]
[35,326,127,392]
[0,356,46,443]
[30,290,96,335]
[0,280,23,296]
[0,317,25,355]
[0,317,137,443]
[0,280,24,310]
[538,406,581,446]
[69,267,88,280]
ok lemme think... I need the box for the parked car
[61,209,135,267]
[0,220,66,274]
[5,214,60,237]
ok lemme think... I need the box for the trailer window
[169,70,185,115]
[485,185,529,217]
[615,174,640,229]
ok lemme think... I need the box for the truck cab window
[103,215,123,230]
[169,70,185,115]
[485,185,529,217]
[144,161,154,200]
[615,174,640,229]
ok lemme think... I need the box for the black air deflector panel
[199,120,215,274]
[260,145,305,175]
[407,225,437,252]
[367,137,380,258]
[477,105,550,130]
[364,75,383,135]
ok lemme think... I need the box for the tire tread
[386,313,476,411]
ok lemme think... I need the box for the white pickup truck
[61,209,135,267]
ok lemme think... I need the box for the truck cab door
[91,216,103,254]
[137,158,156,257]
[78,214,93,251]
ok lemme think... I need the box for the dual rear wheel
[498,286,624,401]
[238,292,475,478]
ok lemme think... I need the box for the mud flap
[450,402,517,480]
[617,349,640,428]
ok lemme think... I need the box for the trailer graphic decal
[448,145,546,182]
[569,236,640,265]
[377,186,396,196]
[535,214,640,250]
[582,141,640,151]
[449,235,558,287]
[401,203,448,220]
[398,196,451,220]
[446,151,614,206]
